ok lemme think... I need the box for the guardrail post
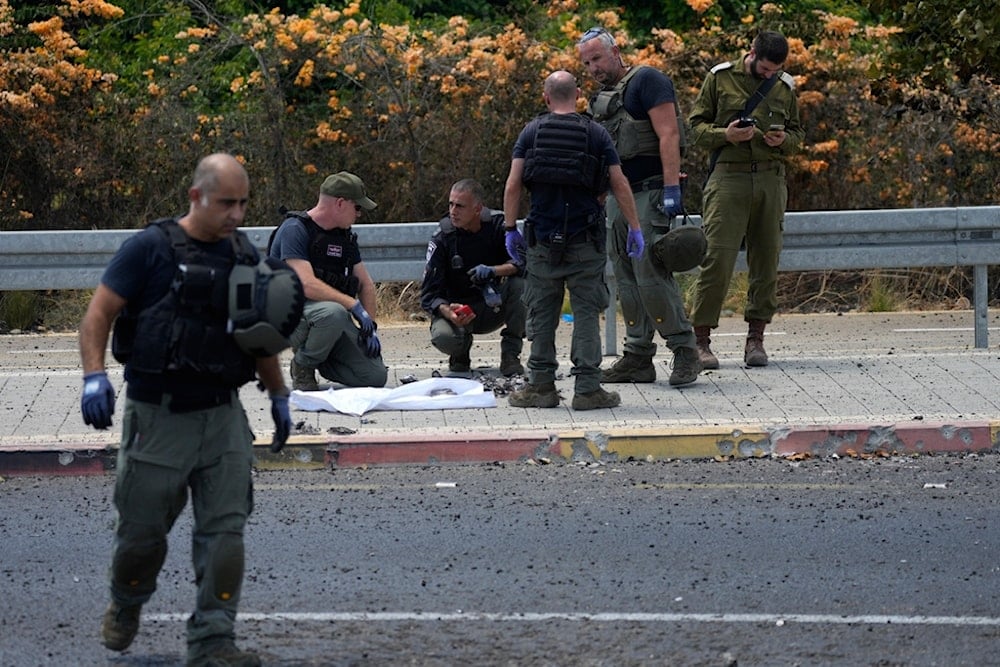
[974,264,989,348]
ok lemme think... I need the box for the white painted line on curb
[144,611,1000,627]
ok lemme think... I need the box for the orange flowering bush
[0,0,997,233]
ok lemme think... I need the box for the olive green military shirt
[688,58,804,163]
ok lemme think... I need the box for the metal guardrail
[2,207,999,348]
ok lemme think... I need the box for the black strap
[707,74,781,176]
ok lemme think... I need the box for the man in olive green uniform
[688,30,804,368]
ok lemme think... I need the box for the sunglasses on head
[578,26,610,44]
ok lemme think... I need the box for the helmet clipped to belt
[651,218,708,275]
[228,257,305,357]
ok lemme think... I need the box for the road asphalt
[1,310,998,476]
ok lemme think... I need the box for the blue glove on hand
[350,301,377,336]
[269,390,291,453]
[467,264,495,285]
[660,184,684,217]
[626,228,645,259]
[81,371,115,430]
[359,331,382,358]
[505,228,527,265]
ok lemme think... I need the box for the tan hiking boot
[290,358,319,391]
[508,382,560,408]
[187,640,261,667]
[571,387,621,410]
[600,351,656,383]
[669,346,702,386]
[101,601,141,652]
[499,352,524,377]
[694,325,719,370]
[745,320,769,367]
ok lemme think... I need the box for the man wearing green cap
[268,171,388,390]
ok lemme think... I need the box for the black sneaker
[101,601,141,652]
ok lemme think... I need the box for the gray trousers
[429,276,526,359]
[607,182,696,356]
[291,300,388,388]
[111,393,253,657]
[523,241,608,393]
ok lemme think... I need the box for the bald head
[183,153,250,242]
[192,153,248,197]
[543,71,579,112]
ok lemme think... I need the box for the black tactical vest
[272,212,361,297]
[522,112,608,194]
[112,218,257,388]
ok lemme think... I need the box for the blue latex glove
[661,184,684,217]
[349,301,377,336]
[359,331,382,358]
[626,228,645,259]
[81,371,115,430]
[505,228,527,265]
[467,264,495,285]
[269,390,291,453]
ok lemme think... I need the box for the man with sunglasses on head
[268,171,388,390]
[688,31,804,369]
[577,26,702,388]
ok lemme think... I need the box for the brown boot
[694,325,719,370]
[290,358,319,391]
[745,320,769,367]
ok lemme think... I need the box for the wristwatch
[503,221,517,231]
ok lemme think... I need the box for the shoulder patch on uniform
[710,61,733,74]
[779,72,795,89]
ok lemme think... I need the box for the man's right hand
[350,301,377,336]
[81,371,115,430]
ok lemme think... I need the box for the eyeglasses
[578,26,610,45]
[353,203,362,212]
[342,198,362,212]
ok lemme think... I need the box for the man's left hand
[467,264,495,285]
[269,390,291,453]
[626,228,645,259]
[661,185,684,217]
[359,331,382,358]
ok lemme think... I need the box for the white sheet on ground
[289,377,496,417]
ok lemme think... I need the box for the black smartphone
[736,117,756,128]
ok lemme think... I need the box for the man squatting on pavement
[268,171,389,391]
[688,30,803,367]
[420,178,526,378]
[577,26,702,387]
[503,70,645,411]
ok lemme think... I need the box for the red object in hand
[453,304,473,318]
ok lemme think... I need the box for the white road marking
[144,611,1000,627]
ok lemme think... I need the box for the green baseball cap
[320,171,377,210]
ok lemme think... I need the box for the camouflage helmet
[651,221,707,275]
[228,256,305,357]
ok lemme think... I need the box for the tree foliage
[0,0,998,234]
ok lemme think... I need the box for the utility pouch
[174,263,217,312]
[548,232,567,265]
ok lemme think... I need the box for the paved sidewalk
[1,311,999,475]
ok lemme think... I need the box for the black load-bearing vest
[522,112,609,195]
[269,211,361,297]
[112,218,258,388]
